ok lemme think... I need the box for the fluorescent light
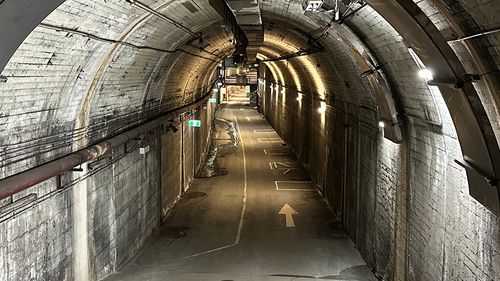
[318,102,327,113]
[418,68,433,80]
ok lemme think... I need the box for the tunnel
[0,0,499,280]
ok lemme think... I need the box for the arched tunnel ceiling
[0,0,499,212]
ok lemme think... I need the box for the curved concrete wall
[0,0,499,280]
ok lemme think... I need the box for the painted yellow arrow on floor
[279,204,298,227]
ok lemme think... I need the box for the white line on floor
[179,110,248,260]
[258,138,284,143]
[233,114,247,244]
[274,181,315,191]
[253,129,275,133]
[263,149,290,155]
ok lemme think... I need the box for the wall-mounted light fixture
[418,68,433,81]
[139,145,150,155]
[378,121,386,128]
[0,75,7,83]
[318,101,327,113]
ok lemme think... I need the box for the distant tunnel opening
[0,1,499,280]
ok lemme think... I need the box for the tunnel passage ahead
[102,95,375,281]
[1,0,499,280]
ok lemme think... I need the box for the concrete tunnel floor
[102,94,376,281]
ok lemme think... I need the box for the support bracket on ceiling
[209,0,249,65]
[305,11,404,143]
[365,0,500,215]
[455,158,498,187]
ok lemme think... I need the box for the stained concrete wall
[259,52,499,281]
[0,102,216,281]
[1,0,499,280]
[0,185,73,281]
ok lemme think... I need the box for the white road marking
[268,162,300,169]
[258,138,284,143]
[233,114,247,244]
[253,129,275,133]
[279,204,298,228]
[276,162,293,168]
[274,180,315,191]
[180,109,248,260]
[263,148,290,155]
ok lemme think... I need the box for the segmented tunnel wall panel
[0,0,500,280]
[258,4,500,279]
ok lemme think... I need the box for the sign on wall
[188,120,201,127]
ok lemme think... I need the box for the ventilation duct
[225,0,263,63]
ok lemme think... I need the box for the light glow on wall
[318,101,327,113]
[318,101,327,128]
[261,38,326,99]
[418,68,434,80]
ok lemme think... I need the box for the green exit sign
[189,120,201,127]
[208,98,217,103]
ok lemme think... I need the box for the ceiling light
[418,68,433,80]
